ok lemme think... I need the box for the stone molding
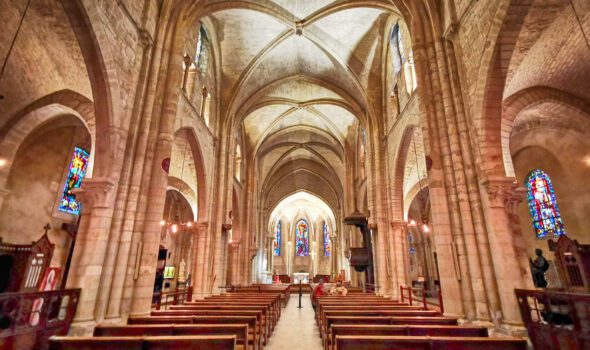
[481,176,525,210]
[73,178,115,212]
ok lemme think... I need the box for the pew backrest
[49,335,236,350]
[335,335,526,350]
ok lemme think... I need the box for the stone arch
[59,0,119,178]
[175,127,208,222]
[0,90,95,191]
[501,86,590,176]
[167,176,198,220]
[474,1,564,177]
[391,125,418,221]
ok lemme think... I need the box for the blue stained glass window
[390,23,404,74]
[273,221,281,256]
[58,147,89,214]
[295,219,309,257]
[323,222,330,257]
[526,169,566,238]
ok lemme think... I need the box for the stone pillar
[480,176,528,325]
[330,232,338,277]
[66,178,115,333]
[192,222,208,298]
[390,220,408,299]
[372,224,389,296]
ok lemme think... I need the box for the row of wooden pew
[315,294,528,350]
[49,290,287,350]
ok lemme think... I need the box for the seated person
[311,279,327,310]
[330,282,348,296]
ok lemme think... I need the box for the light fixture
[409,219,416,226]
[0,158,7,167]
[160,220,166,226]
[171,224,178,233]
[422,224,430,233]
[186,222,192,227]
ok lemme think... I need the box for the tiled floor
[265,296,323,350]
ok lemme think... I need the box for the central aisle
[265,296,324,350]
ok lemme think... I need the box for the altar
[292,272,309,284]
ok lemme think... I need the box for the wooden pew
[128,316,259,350]
[335,335,527,350]
[49,335,236,350]
[320,309,441,339]
[205,295,282,318]
[168,305,273,335]
[324,315,459,343]
[151,309,266,346]
[207,294,282,317]
[327,325,488,350]
[183,301,277,329]
[94,324,250,350]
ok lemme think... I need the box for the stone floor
[265,296,323,350]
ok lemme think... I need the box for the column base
[69,319,97,336]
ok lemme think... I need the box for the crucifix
[43,223,51,235]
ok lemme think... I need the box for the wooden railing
[400,285,444,313]
[153,286,193,310]
[0,288,80,350]
[515,288,590,350]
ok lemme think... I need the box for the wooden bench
[320,309,441,339]
[168,305,273,335]
[128,316,259,350]
[151,309,266,346]
[324,315,459,342]
[94,324,250,350]
[327,325,488,350]
[49,335,236,350]
[184,301,278,328]
[334,335,527,350]
[199,296,280,315]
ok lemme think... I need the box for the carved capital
[72,178,115,212]
[391,220,408,230]
[222,223,232,231]
[196,222,209,231]
[229,239,241,249]
[481,176,523,210]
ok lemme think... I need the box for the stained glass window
[323,222,330,257]
[390,23,404,74]
[196,26,209,72]
[526,169,566,238]
[273,221,281,256]
[295,219,309,257]
[58,147,89,214]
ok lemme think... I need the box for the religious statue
[529,249,549,288]
[178,259,186,283]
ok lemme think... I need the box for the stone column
[192,222,208,298]
[66,178,115,334]
[390,220,408,299]
[330,232,338,277]
[372,224,389,296]
[480,176,527,325]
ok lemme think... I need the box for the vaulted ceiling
[201,0,400,208]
